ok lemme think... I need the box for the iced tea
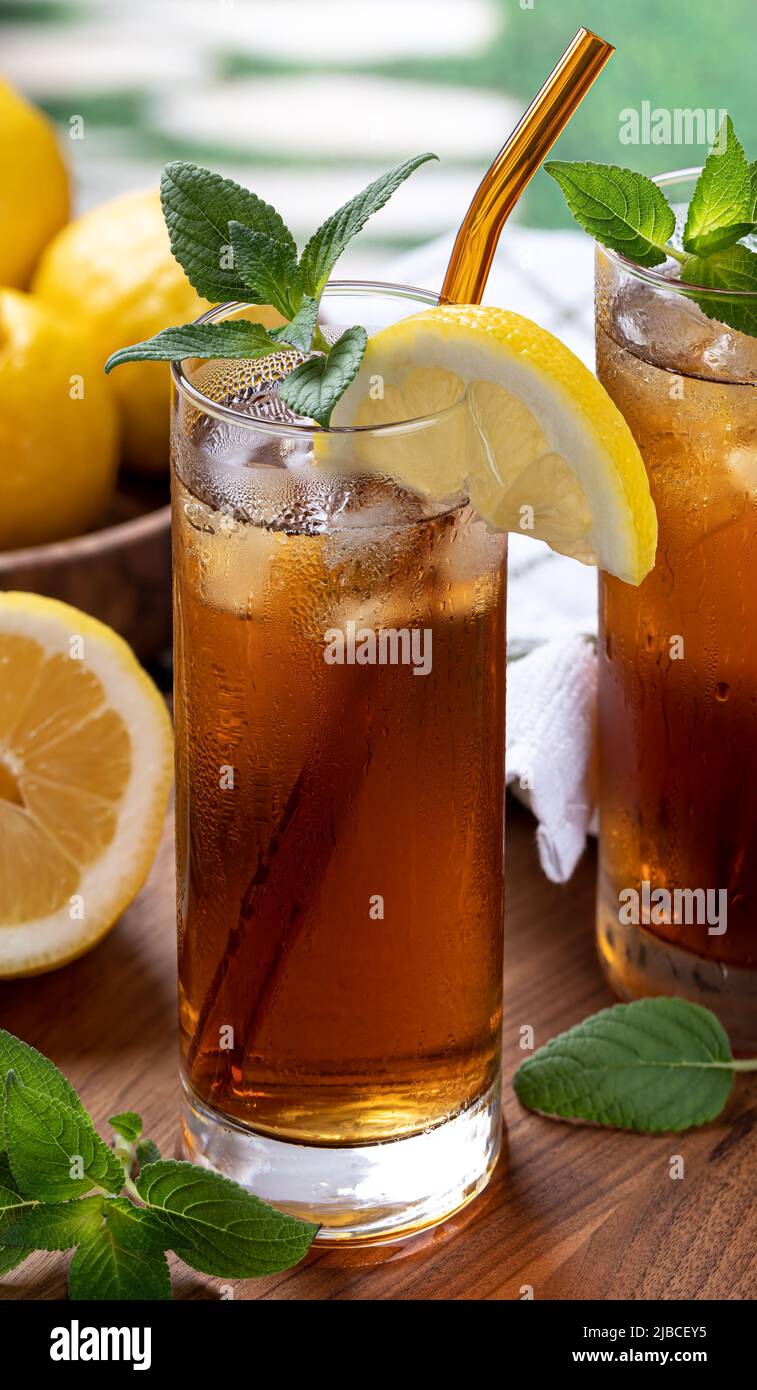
[171,286,506,1239]
[595,203,757,1049]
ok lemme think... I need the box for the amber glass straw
[440,27,614,306]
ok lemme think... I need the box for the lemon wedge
[0,594,173,976]
[329,305,657,585]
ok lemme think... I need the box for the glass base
[180,1077,502,1244]
[597,904,757,1053]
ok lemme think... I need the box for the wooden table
[2,801,756,1301]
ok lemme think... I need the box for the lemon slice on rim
[329,305,657,585]
[0,594,173,976]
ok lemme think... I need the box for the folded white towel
[506,632,597,882]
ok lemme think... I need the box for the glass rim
[170,279,460,437]
[599,167,757,300]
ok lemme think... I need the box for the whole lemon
[0,289,118,550]
[33,190,210,473]
[0,78,70,288]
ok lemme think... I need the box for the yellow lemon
[330,305,657,585]
[33,190,212,474]
[0,289,118,551]
[0,593,173,976]
[0,79,70,288]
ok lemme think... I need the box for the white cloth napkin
[388,231,599,882]
[505,535,598,882]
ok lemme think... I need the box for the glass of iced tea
[171,283,507,1242]
[595,171,757,1051]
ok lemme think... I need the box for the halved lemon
[330,305,657,585]
[0,594,173,976]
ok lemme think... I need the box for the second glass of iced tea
[595,172,757,1050]
[171,284,507,1242]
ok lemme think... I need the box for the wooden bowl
[0,478,172,661]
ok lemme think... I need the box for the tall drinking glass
[595,173,757,1050]
[171,284,507,1242]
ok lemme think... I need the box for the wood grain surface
[1,801,755,1302]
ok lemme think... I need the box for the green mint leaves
[106,153,437,424]
[298,152,437,296]
[0,1028,318,1299]
[683,117,754,255]
[279,324,367,427]
[106,319,292,370]
[545,161,675,268]
[161,161,296,303]
[513,997,754,1133]
[682,244,757,338]
[547,115,757,338]
[135,1160,317,1278]
[5,1074,125,1200]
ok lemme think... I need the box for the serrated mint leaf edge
[108,1112,143,1142]
[67,1224,172,1302]
[105,320,284,372]
[160,160,295,302]
[683,115,752,254]
[0,1029,85,1138]
[545,160,676,268]
[681,244,757,338]
[279,325,367,427]
[135,1159,318,1278]
[299,153,438,296]
[1,1195,105,1250]
[270,296,318,354]
[513,998,735,1133]
[227,221,303,318]
[5,1073,125,1199]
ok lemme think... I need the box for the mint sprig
[0,1029,318,1300]
[513,997,757,1133]
[547,116,757,339]
[106,153,437,424]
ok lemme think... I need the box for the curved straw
[440,27,614,306]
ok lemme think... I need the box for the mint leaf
[514,998,735,1132]
[1,1195,104,1250]
[683,243,757,337]
[683,116,754,255]
[136,1159,318,1277]
[545,160,676,267]
[0,1029,84,1137]
[68,1200,171,1301]
[269,296,318,354]
[0,1180,36,1276]
[750,161,757,220]
[108,1112,143,1143]
[135,1137,161,1168]
[279,325,367,427]
[105,320,281,372]
[0,1180,36,1226]
[161,161,295,302]
[227,221,303,318]
[299,153,437,296]
[5,1074,124,1200]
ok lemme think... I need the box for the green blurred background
[1,0,754,255]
